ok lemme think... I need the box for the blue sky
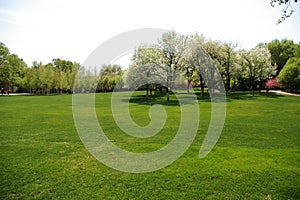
[0,0,299,68]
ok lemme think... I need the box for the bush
[277,57,300,92]
[265,78,281,90]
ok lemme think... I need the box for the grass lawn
[0,92,299,199]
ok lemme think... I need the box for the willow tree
[98,64,123,92]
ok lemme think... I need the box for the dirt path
[269,90,300,97]
[1,93,31,96]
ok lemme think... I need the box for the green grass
[0,92,299,199]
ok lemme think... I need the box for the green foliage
[1,36,299,96]
[240,46,276,95]
[199,39,238,93]
[0,42,9,65]
[125,47,166,92]
[127,34,279,96]
[0,43,80,94]
[158,31,188,71]
[0,43,27,93]
[23,59,78,94]
[277,57,300,92]
[97,64,123,92]
[266,39,300,73]
[0,93,299,199]
[126,31,189,97]
[159,31,188,93]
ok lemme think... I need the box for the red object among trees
[266,78,281,90]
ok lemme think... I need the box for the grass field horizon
[1,91,299,199]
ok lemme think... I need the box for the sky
[0,0,299,68]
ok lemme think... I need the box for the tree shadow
[123,93,201,106]
[127,96,179,106]
[194,92,212,102]
[120,91,285,106]
[226,91,284,101]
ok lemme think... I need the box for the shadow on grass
[194,92,211,102]
[226,91,284,101]
[124,93,200,106]
[128,96,180,106]
[125,91,286,106]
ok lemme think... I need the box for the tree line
[0,42,124,94]
[0,33,299,95]
[124,32,300,96]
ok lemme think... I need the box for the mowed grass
[0,92,299,199]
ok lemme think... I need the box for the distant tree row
[0,42,126,94]
[97,64,123,92]
[1,34,299,94]
[0,43,80,94]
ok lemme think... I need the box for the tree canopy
[1,31,298,95]
[266,39,300,74]
[277,57,300,92]
[97,64,123,92]
[125,31,279,98]
[0,43,27,93]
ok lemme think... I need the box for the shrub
[277,57,300,92]
[265,78,281,90]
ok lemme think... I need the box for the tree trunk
[199,73,205,96]
[146,84,149,98]
[226,78,231,96]
[187,80,190,94]
[166,65,171,101]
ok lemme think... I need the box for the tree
[240,46,276,96]
[97,64,123,92]
[126,46,167,96]
[266,39,300,74]
[0,42,9,66]
[186,34,206,96]
[270,0,299,24]
[230,51,244,91]
[73,65,93,93]
[30,61,43,93]
[125,47,166,97]
[221,42,238,95]
[69,62,80,93]
[277,57,300,92]
[6,54,26,93]
[203,40,237,95]
[192,37,239,95]
[39,63,54,94]
[99,64,122,78]
[0,43,27,93]
[200,39,230,94]
[52,58,77,93]
[23,67,36,93]
[21,59,79,94]
[266,78,281,90]
[158,31,188,100]
[0,43,10,91]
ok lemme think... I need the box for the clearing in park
[0,92,299,199]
